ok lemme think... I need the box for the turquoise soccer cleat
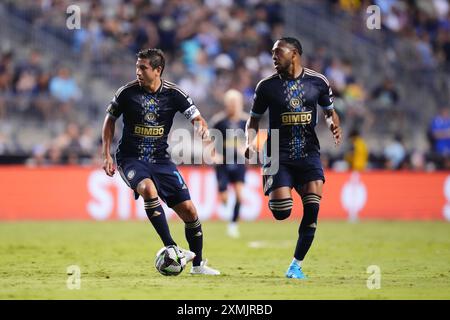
[285,263,307,279]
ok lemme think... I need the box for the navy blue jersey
[107,79,200,163]
[250,68,334,163]
[210,112,247,163]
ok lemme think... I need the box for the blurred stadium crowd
[0,0,449,170]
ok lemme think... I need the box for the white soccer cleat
[227,223,240,239]
[178,247,196,264]
[190,259,221,275]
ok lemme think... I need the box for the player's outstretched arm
[102,114,116,177]
[245,116,260,159]
[324,109,342,146]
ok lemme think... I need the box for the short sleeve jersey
[107,79,200,163]
[250,68,334,162]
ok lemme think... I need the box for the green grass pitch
[0,220,449,299]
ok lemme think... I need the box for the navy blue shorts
[262,157,325,196]
[117,158,191,208]
[215,164,246,192]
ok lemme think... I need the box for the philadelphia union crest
[289,98,300,108]
[145,112,156,122]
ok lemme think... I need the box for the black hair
[349,128,360,138]
[137,48,165,75]
[279,37,303,56]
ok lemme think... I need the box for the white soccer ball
[154,245,187,276]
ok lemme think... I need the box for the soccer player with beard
[245,37,342,279]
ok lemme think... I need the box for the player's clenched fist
[196,125,210,140]
[193,117,210,140]
[330,123,342,146]
[103,155,115,177]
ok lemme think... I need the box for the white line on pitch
[247,240,292,249]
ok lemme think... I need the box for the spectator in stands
[0,51,14,94]
[384,134,407,170]
[54,122,83,163]
[344,79,374,130]
[435,28,450,71]
[13,50,43,95]
[325,58,348,92]
[49,67,82,102]
[428,106,450,169]
[345,128,369,171]
[429,106,450,154]
[372,78,399,111]
[26,144,47,167]
[47,145,63,165]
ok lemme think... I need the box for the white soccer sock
[292,258,302,267]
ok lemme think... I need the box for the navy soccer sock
[144,198,176,247]
[185,218,203,266]
[269,198,293,220]
[232,201,240,223]
[294,194,321,262]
